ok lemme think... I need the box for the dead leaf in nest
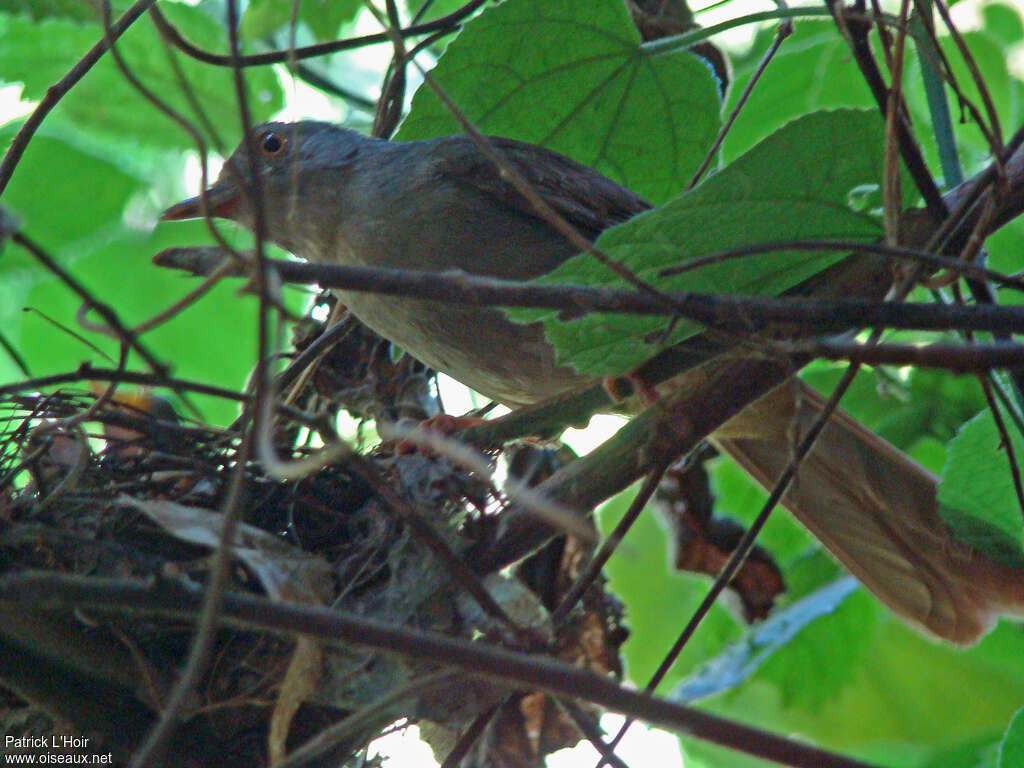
[118,495,334,760]
[119,495,334,603]
[655,455,784,621]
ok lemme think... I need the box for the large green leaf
[0,4,284,150]
[680,615,1024,768]
[0,0,113,22]
[14,221,305,426]
[396,0,721,204]
[241,0,362,42]
[0,121,148,378]
[510,109,889,377]
[0,121,146,250]
[720,21,874,162]
[938,407,1024,565]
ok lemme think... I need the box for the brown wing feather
[432,135,652,241]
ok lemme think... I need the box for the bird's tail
[713,380,1024,644]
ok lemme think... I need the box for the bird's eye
[259,131,286,157]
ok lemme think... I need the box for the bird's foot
[602,371,660,406]
[394,413,487,455]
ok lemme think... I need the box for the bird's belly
[335,290,588,407]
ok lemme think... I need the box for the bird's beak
[160,183,241,222]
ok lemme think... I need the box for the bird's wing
[431,135,652,241]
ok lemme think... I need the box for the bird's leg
[394,413,489,455]
[602,372,660,406]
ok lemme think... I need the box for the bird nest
[0,321,626,768]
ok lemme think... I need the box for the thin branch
[777,338,1024,371]
[11,233,170,382]
[146,0,488,68]
[929,0,1003,152]
[826,1,947,220]
[0,364,244,403]
[0,0,156,197]
[655,238,1024,290]
[550,464,670,626]
[978,375,1024,520]
[557,699,631,768]
[0,327,30,377]
[440,705,502,768]
[686,20,794,189]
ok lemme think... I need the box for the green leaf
[510,109,887,377]
[396,0,721,204]
[721,22,874,162]
[685,618,1024,768]
[0,122,149,377]
[982,3,1024,47]
[13,222,304,426]
[0,4,284,150]
[0,121,146,249]
[920,738,999,768]
[999,708,1024,768]
[938,408,1024,566]
[241,0,362,41]
[671,577,865,708]
[0,0,109,22]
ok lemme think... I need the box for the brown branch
[826,1,948,219]
[0,572,883,768]
[154,253,1024,335]
[778,338,1024,371]
[146,0,488,68]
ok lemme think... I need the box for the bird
[162,120,1024,644]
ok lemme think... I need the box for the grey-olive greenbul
[163,120,1024,644]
